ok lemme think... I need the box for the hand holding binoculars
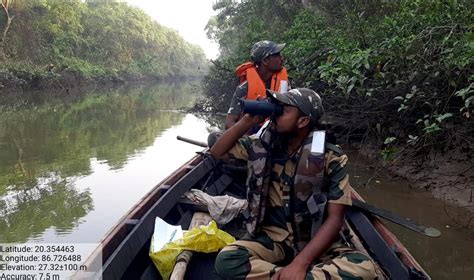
[240,99,283,118]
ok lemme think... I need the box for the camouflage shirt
[226,132,352,248]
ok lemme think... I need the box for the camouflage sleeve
[324,145,352,206]
[227,82,248,116]
[225,136,252,162]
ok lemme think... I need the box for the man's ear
[297,116,311,128]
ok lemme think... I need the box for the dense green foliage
[203,0,473,157]
[0,0,208,90]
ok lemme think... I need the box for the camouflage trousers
[214,234,377,280]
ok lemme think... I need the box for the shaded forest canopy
[201,0,473,159]
[0,0,208,90]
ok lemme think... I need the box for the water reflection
[0,82,212,243]
[0,178,93,242]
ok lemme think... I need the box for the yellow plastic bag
[149,219,235,280]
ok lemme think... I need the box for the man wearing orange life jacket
[225,40,290,130]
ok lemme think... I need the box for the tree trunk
[2,16,13,43]
[1,0,15,60]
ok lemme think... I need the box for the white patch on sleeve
[311,131,326,154]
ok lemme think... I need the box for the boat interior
[83,152,429,280]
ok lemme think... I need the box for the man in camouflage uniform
[225,40,289,131]
[210,88,376,279]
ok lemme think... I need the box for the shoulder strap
[325,142,343,156]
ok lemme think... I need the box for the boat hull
[82,152,430,280]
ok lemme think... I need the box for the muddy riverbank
[357,145,474,221]
[347,147,474,279]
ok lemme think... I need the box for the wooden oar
[177,135,441,237]
[351,199,441,237]
[177,136,208,148]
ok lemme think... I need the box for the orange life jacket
[235,62,289,100]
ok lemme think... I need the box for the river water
[0,83,472,279]
[0,82,217,245]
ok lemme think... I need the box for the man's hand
[210,114,264,160]
[271,258,309,280]
[244,113,266,127]
[272,203,345,280]
[225,112,265,130]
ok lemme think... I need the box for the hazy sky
[126,0,220,59]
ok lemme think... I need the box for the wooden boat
[82,150,431,280]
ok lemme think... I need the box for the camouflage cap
[268,88,324,124]
[250,40,286,63]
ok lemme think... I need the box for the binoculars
[240,99,283,118]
